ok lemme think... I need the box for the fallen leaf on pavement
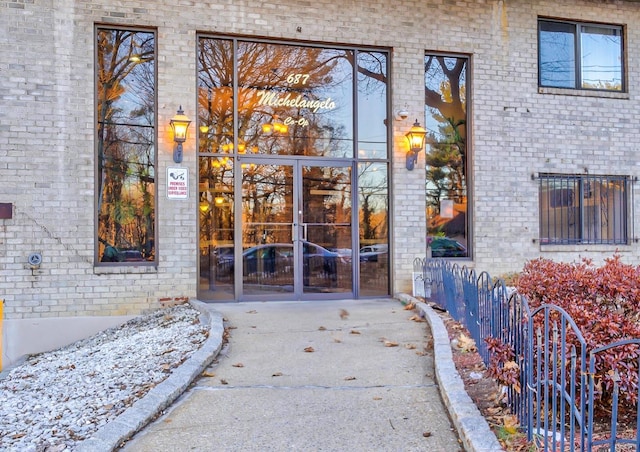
[246,310,257,314]
[384,340,399,347]
[404,302,415,310]
[373,396,382,400]
[409,314,425,322]
[304,346,315,352]
[318,326,327,331]
[272,372,283,377]
[220,379,228,385]
[350,330,361,335]
[344,376,356,381]
[405,343,416,350]
[201,370,216,377]
[232,363,244,368]
[423,431,432,438]
[339,309,349,319]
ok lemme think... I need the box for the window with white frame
[538,174,629,245]
[538,19,624,91]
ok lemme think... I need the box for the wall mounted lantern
[170,106,191,163]
[405,119,427,171]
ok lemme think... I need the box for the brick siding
[1,0,639,321]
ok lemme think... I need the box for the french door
[241,159,354,299]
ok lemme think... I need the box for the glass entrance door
[241,162,295,295]
[241,161,353,298]
[299,164,352,294]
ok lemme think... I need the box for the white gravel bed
[0,304,210,451]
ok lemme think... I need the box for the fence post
[412,258,428,298]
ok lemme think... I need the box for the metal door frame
[236,156,356,301]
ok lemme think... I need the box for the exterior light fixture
[169,106,191,164]
[405,119,427,171]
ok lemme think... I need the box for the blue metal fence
[417,258,640,451]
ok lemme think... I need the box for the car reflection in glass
[242,241,340,273]
[242,241,343,284]
[359,244,388,262]
[429,237,467,258]
[119,250,145,262]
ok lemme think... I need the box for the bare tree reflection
[96,29,155,262]
[424,55,468,247]
[196,39,389,295]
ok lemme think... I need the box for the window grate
[538,174,629,245]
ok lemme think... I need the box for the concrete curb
[396,293,505,452]
[78,295,503,451]
[77,300,225,452]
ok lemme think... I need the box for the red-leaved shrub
[488,254,640,410]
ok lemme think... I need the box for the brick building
[1,0,638,366]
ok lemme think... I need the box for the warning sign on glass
[167,167,188,199]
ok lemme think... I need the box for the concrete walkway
[122,299,463,451]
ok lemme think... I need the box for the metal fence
[415,258,640,451]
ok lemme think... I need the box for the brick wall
[1,0,639,327]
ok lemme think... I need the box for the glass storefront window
[199,156,235,298]
[235,42,354,158]
[197,37,389,300]
[424,54,470,259]
[358,162,389,296]
[358,51,388,159]
[96,28,156,264]
[198,38,234,155]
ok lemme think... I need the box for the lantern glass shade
[170,106,191,143]
[405,120,427,152]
